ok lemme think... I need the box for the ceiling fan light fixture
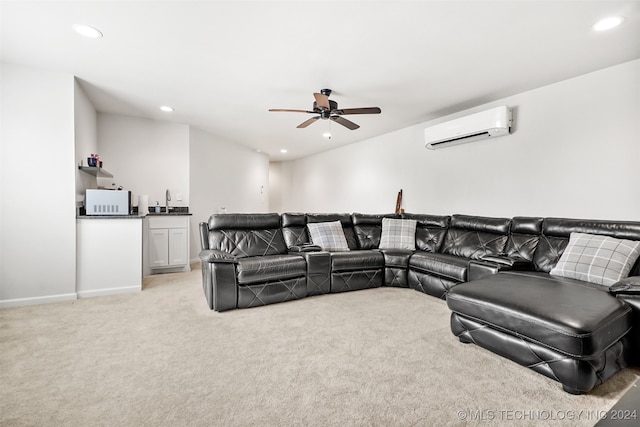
[72,24,103,38]
[269,89,381,131]
[593,16,624,31]
[322,131,332,140]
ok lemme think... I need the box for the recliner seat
[408,214,509,298]
[199,213,308,311]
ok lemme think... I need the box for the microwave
[85,189,131,215]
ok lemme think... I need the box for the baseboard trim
[0,293,78,308]
[77,286,140,299]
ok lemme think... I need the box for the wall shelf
[78,166,114,178]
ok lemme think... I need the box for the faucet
[165,189,171,213]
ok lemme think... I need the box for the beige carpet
[1,266,638,426]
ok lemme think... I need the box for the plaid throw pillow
[307,221,350,252]
[550,232,640,287]
[379,218,417,250]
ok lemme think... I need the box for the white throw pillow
[550,232,640,287]
[307,221,350,252]
[379,218,417,250]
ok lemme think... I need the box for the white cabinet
[149,229,170,267]
[77,218,143,298]
[168,228,188,266]
[145,215,191,274]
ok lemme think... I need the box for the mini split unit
[425,105,513,150]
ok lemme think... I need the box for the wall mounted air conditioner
[424,105,512,150]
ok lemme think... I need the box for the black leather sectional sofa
[199,212,640,394]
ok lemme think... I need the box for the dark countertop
[144,206,191,215]
[77,206,191,218]
[77,215,145,219]
[146,212,193,216]
[77,213,192,219]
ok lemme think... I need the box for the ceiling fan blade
[269,109,315,113]
[313,93,330,110]
[336,107,382,115]
[330,116,360,130]
[297,116,320,128]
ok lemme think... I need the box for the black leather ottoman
[447,271,633,394]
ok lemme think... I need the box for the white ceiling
[2,1,639,161]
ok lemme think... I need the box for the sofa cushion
[446,271,633,358]
[409,252,469,282]
[352,213,399,249]
[209,213,281,230]
[307,221,350,252]
[209,229,287,258]
[503,217,544,261]
[532,235,568,273]
[281,213,309,248]
[236,254,307,285]
[402,213,450,253]
[207,213,287,257]
[440,215,510,260]
[550,232,640,287]
[380,249,414,268]
[330,250,384,272]
[379,218,417,250]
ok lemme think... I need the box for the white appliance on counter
[85,189,131,215]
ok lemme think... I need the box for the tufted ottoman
[447,270,633,394]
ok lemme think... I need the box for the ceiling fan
[268,89,381,130]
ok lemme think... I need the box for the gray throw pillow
[379,218,417,250]
[550,232,640,287]
[307,221,350,252]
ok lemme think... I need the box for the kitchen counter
[77,215,145,219]
[77,208,192,219]
[76,217,142,298]
[145,212,192,216]
[77,213,192,219]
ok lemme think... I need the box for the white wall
[97,113,190,210]
[97,115,270,263]
[74,79,98,205]
[269,161,294,214]
[0,63,77,306]
[189,127,270,258]
[272,60,640,220]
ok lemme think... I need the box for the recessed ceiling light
[593,16,624,31]
[280,149,288,154]
[72,24,103,38]
[160,106,174,112]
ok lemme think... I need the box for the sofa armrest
[480,255,532,270]
[468,256,532,282]
[200,260,237,311]
[294,251,331,296]
[288,244,322,253]
[199,249,238,264]
[609,276,640,295]
[199,221,210,250]
[468,260,501,282]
